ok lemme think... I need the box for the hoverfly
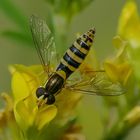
[30,15,124,105]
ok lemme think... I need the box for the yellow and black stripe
[56,28,95,79]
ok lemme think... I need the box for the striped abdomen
[56,28,95,79]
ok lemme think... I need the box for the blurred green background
[1,0,140,140]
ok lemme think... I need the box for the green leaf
[1,30,33,46]
[0,0,27,30]
[46,0,94,19]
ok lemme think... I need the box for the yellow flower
[54,88,82,125]
[104,36,132,85]
[0,93,14,128]
[104,61,132,85]
[118,0,140,48]
[9,64,82,132]
[124,106,140,127]
[0,93,21,140]
[9,65,57,131]
[117,0,140,81]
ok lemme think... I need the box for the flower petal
[0,93,14,127]
[54,89,82,125]
[35,105,57,130]
[104,61,132,85]
[118,1,140,48]
[14,94,38,130]
[10,65,39,101]
[104,62,119,83]
[113,36,128,62]
[124,106,140,126]
[12,72,31,101]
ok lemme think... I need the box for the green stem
[102,114,139,140]
[0,0,27,30]
[53,14,70,55]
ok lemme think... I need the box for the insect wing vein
[65,72,125,96]
[30,15,57,75]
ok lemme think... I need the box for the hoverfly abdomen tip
[86,27,96,41]
[90,27,96,35]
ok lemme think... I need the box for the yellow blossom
[9,65,57,131]
[118,0,140,48]
[124,106,140,126]
[54,89,82,125]
[104,36,132,85]
[117,0,140,81]
[0,93,14,128]
[8,64,83,132]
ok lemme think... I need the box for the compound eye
[46,95,55,105]
[36,87,46,98]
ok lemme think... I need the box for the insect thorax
[45,73,64,95]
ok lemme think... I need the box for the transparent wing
[30,15,58,76]
[65,72,125,96]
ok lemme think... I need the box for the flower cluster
[102,1,140,139]
[0,64,83,140]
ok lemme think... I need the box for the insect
[30,15,124,105]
